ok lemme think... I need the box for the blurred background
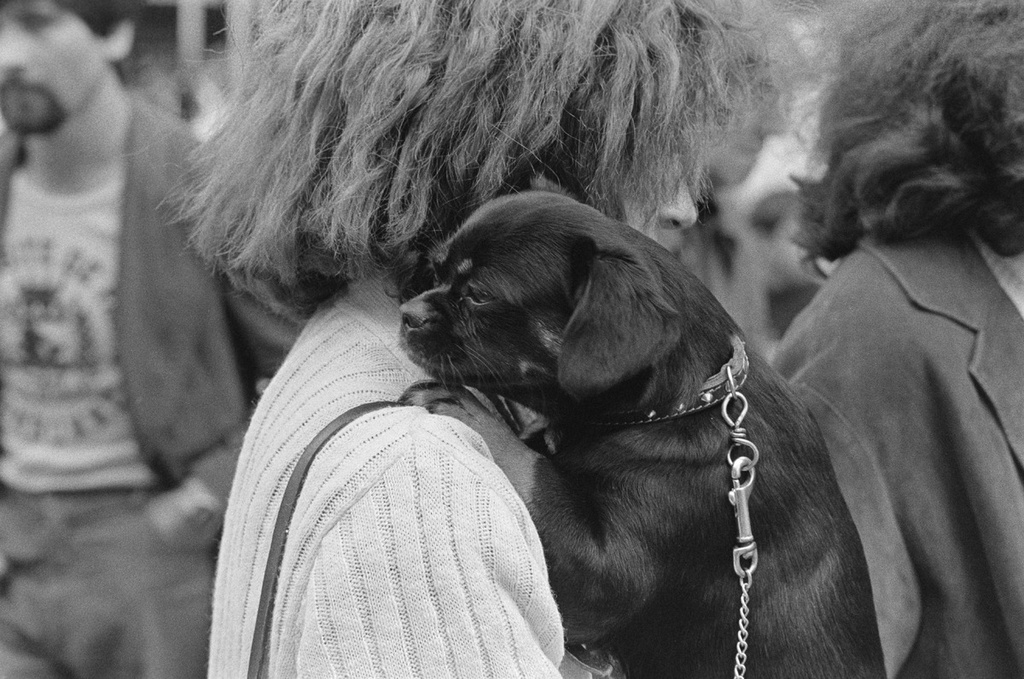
[0,1,243,139]
[124,0,241,140]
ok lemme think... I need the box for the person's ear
[100,21,135,64]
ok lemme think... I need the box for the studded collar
[588,335,749,426]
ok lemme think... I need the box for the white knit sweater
[208,279,570,678]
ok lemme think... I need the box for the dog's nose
[400,297,434,330]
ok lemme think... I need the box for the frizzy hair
[799,0,1024,261]
[187,0,774,315]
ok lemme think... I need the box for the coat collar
[864,237,992,328]
[865,239,1024,470]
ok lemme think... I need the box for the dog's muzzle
[399,296,436,331]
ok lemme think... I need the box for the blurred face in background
[0,0,121,134]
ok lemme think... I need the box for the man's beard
[0,76,67,135]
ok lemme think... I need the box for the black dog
[400,191,885,678]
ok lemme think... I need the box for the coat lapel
[869,239,1024,472]
[971,295,1024,470]
[868,238,1024,666]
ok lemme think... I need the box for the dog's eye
[463,283,493,306]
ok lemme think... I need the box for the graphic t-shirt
[0,169,155,491]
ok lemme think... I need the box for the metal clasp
[733,541,758,580]
[728,458,755,545]
[729,456,758,578]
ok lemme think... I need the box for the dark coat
[774,237,1024,678]
[0,98,296,501]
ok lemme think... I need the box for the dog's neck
[553,330,747,430]
[582,335,748,427]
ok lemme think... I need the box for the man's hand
[402,382,539,505]
[146,478,223,548]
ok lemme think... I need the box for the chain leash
[722,366,759,679]
[734,573,752,678]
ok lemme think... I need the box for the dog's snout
[400,297,435,330]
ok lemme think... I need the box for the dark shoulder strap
[248,400,396,679]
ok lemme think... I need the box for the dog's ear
[559,237,680,400]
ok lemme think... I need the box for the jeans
[0,487,215,679]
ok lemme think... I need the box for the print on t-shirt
[0,235,133,447]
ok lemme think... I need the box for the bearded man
[0,2,296,677]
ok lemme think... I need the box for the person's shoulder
[262,309,413,403]
[773,246,932,391]
[346,405,529,510]
[817,247,910,313]
[347,405,496,472]
[780,248,914,350]
[275,404,527,527]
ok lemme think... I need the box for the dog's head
[400,191,731,412]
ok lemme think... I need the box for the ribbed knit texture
[208,279,566,678]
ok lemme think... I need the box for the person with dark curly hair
[774,1,1024,677]
[187,0,775,676]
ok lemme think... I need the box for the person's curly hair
[188,0,775,315]
[800,0,1024,261]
